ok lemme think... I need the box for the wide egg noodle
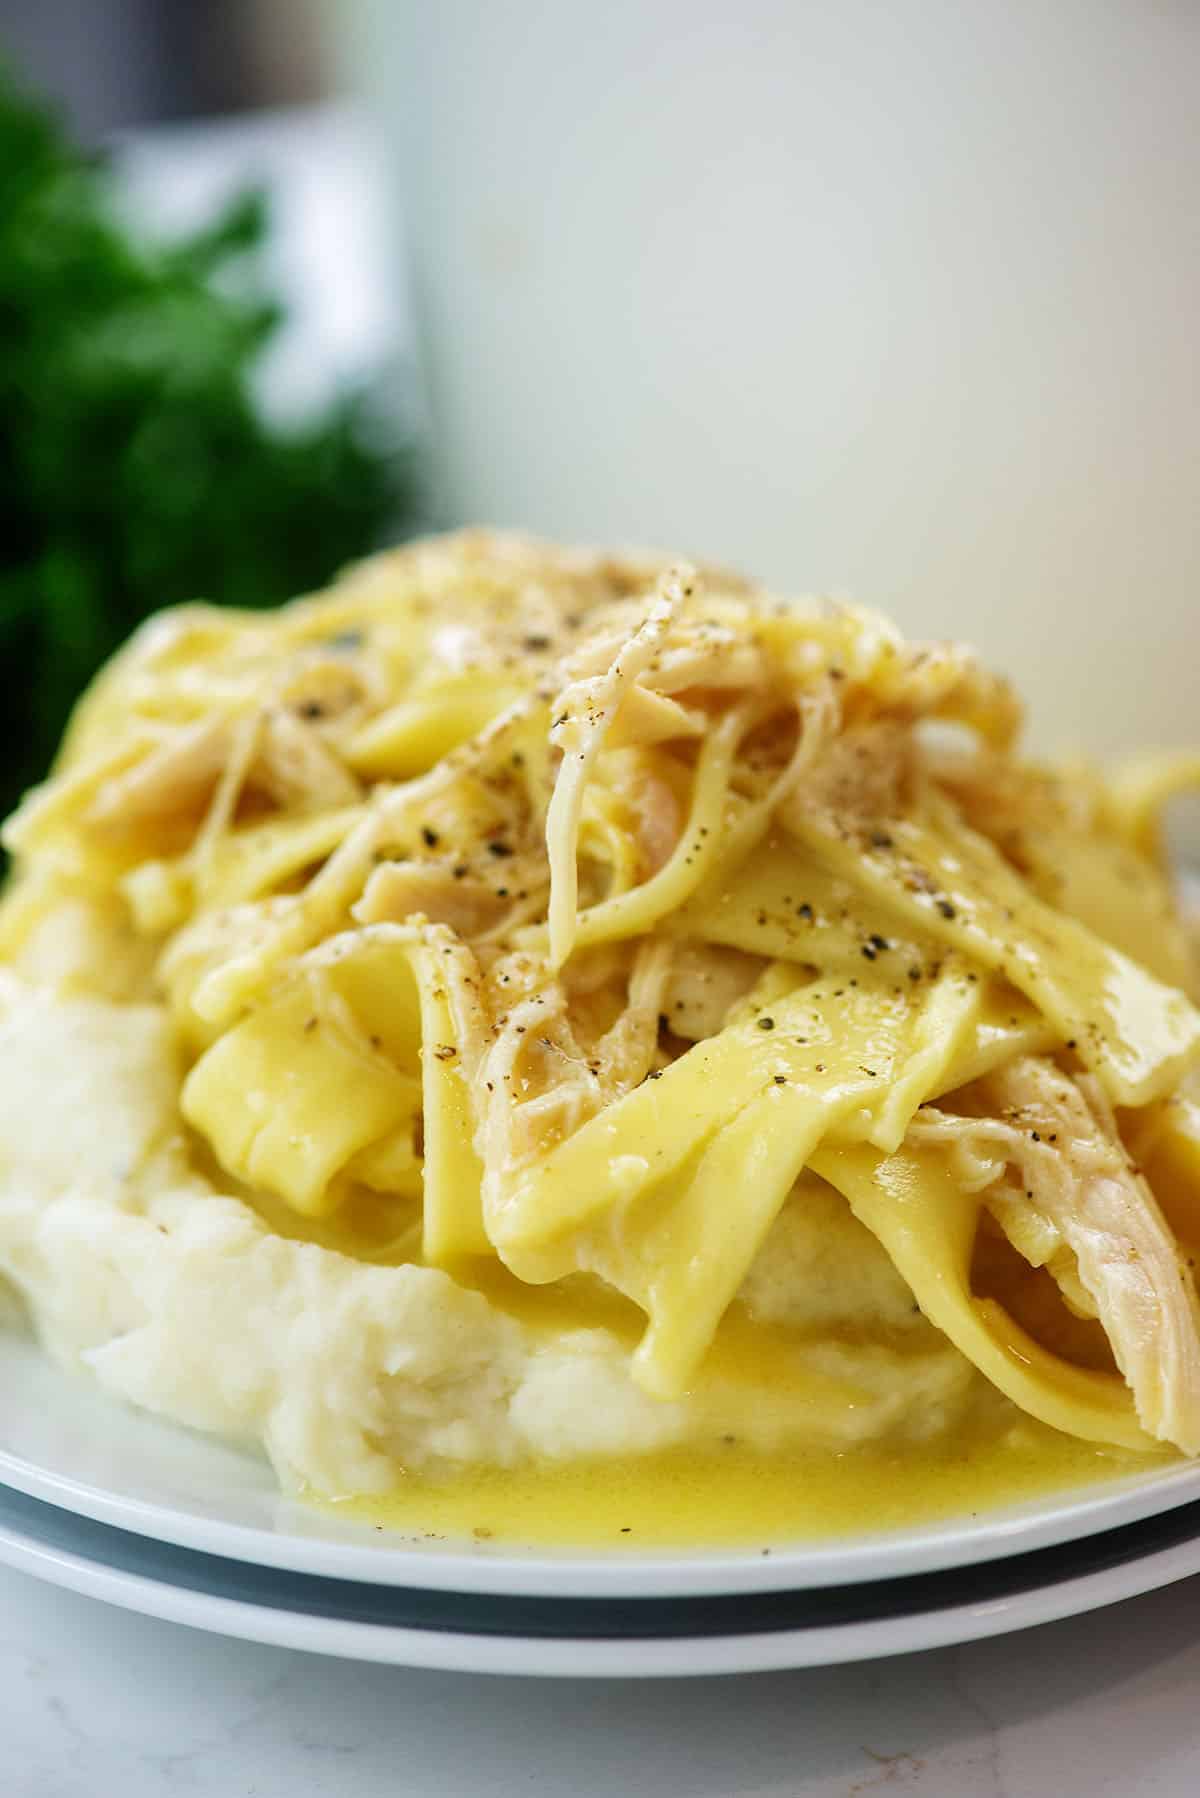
[124,804,368,934]
[783,792,1200,1108]
[180,932,425,1218]
[1014,820,1198,996]
[812,1140,1154,1450]
[346,670,525,779]
[180,922,488,1254]
[490,955,1047,1396]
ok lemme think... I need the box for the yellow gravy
[326,1430,1152,1551]
[314,1259,1163,1549]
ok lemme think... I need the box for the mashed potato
[0,971,973,1493]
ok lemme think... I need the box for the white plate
[3,1329,1200,1605]
[1,1473,1199,1677]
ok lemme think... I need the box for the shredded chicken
[85,706,361,855]
[911,1056,1200,1452]
[85,716,233,845]
[354,862,511,939]
[254,711,363,813]
[628,767,684,876]
[478,938,673,1186]
[787,718,912,831]
[660,943,763,1040]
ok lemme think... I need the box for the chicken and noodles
[2,532,1198,1541]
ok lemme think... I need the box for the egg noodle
[4,530,1200,1491]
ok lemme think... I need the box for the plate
[4,1329,1200,1605]
[5,1330,1200,1672]
[2,1475,1200,1676]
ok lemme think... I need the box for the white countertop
[2,1564,1199,1795]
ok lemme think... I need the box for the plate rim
[0,1477,1198,1677]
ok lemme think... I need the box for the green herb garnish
[0,70,412,821]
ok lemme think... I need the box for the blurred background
[1,0,1197,813]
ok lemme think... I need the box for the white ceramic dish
[2,1328,1200,1607]
[1,1472,1199,1678]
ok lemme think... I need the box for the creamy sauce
[326,1429,1157,1549]
[318,1258,1166,1548]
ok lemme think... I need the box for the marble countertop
[2,1565,1199,1795]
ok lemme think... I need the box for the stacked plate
[2,1329,1200,1677]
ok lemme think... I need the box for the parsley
[0,71,412,823]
